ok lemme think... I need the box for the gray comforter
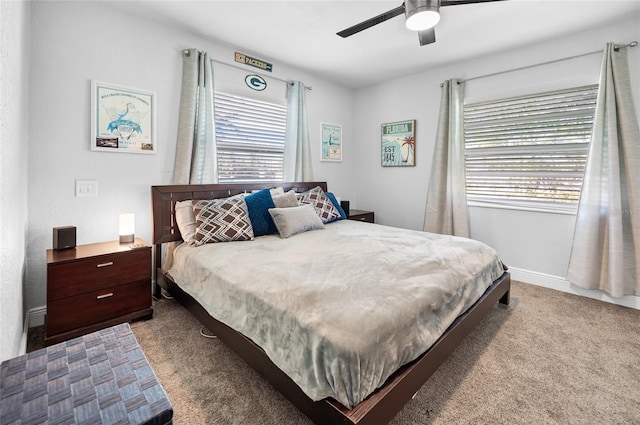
[168,220,506,408]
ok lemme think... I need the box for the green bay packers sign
[381,120,416,167]
[235,52,273,72]
[245,75,267,91]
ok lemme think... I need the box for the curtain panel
[423,79,470,238]
[166,48,218,271]
[567,43,640,297]
[173,48,218,185]
[284,81,313,181]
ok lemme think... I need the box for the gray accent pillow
[272,190,300,208]
[268,205,324,238]
[270,187,285,196]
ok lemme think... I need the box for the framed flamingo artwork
[381,120,415,166]
[91,80,156,154]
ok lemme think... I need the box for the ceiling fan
[337,0,506,46]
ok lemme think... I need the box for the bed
[151,181,510,425]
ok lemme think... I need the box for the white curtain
[567,43,640,297]
[284,80,313,181]
[423,79,469,238]
[173,48,218,184]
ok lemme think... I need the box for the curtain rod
[444,41,638,86]
[183,50,312,90]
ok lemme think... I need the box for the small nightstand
[45,238,153,345]
[348,209,375,223]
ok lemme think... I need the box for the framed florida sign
[91,80,156,154]
[381,120,415,167]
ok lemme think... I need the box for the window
[214,92,287,183]
[464,85,598,212]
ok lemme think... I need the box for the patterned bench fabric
[0,323,173,425]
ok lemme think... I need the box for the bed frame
[151,182,511,425]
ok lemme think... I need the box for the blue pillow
[244,189,278,236]
[326,192,347,221]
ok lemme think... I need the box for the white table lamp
[119,213,135,243]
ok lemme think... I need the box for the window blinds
[214,92,287,183]
[464,85,598,212]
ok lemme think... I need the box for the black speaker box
[340,200,350,213]
[53,226,76,250]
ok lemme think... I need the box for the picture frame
[381,119,416,167]
[320,123,342,162]
[91,80,156,154]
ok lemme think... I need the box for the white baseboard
[21,305,47,355]
[509,267,640,310]
[20,309,29,355]
[29,305,47,327]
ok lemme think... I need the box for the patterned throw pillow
[193,197,254,245]
[296,186,342,223]
[325,192,347,220]
[244,189,278,236]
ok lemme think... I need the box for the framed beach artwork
[91,80,156,154]
[321,123,342,162]
[381,119,415,167]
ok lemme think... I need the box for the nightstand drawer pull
[96,262,114,268]
[359,217,367,221]
[96,293,114,300]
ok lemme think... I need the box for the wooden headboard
[150,181,327,245]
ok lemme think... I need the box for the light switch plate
[76,180,98,197]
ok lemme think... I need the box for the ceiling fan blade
[337,4,405,38]
[441,0,507,6]
[417,28,436,46]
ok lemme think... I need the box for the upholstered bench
[0,323,173,425]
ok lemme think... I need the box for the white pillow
[268,205,324,238]
[175,200,197,244]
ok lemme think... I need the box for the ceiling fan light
[405,8,440,31]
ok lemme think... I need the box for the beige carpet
[27,281,629,424]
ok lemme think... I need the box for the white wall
[354,15,640,306]
[24,1,356,313]
[0,0,30,362]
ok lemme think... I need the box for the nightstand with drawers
[348,209,375,223]
[45,238,153,345]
